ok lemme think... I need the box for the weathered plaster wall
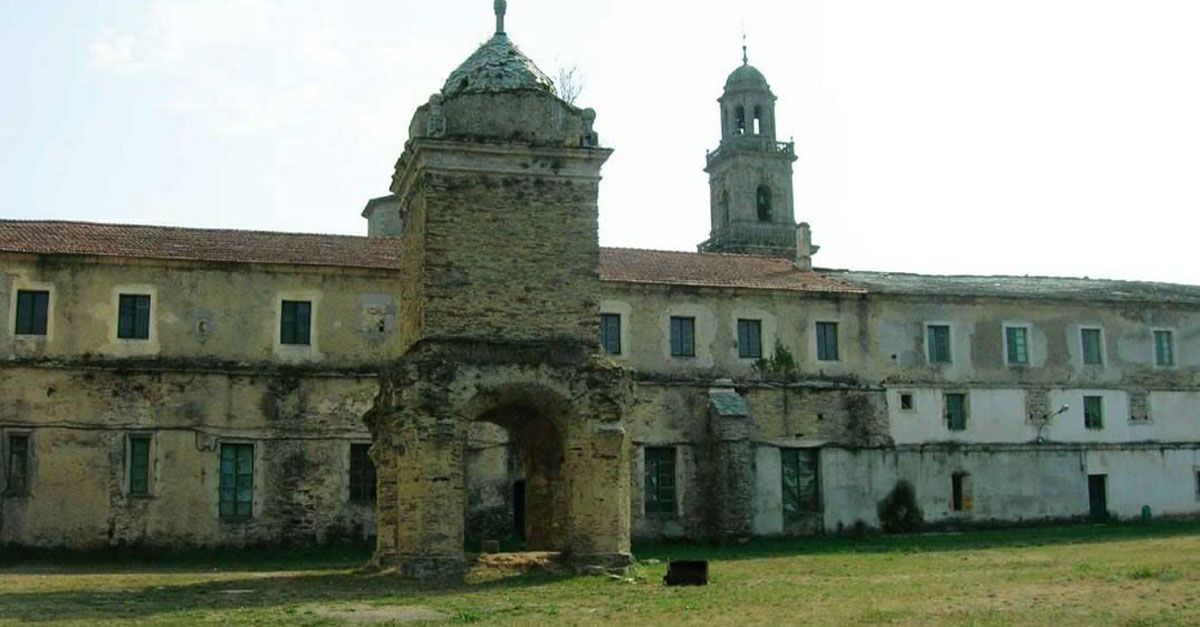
[0,366,376,548]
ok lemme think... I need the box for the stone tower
[699,48,817,267]
[365,2,634,580]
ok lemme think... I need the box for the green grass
[2,521,1200,625]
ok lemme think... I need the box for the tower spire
[495,0,507,35]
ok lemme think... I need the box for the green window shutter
[781,448,799,518]
[6,435,29,494]
[281,301,312,346]
[118,295,135,339]
[129,437,150,496]
[946,394,967,431]
[670,317,695,357]
[817,322,839,361]
[1082,329,1103,365]
[15,291,49,336]
[928,325,951,363]
[118,295,151,340]
[1155,331,1175,367]
[644,447,677,515]
[219,443,254,519]
[738,319,762,359]
[600,314,621,355]
[1006,327,1029,364]
[1084,396,1104,430]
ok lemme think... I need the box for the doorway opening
[1088,474,1108,520]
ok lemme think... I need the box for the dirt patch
[467,551,565,580]
[312,604,448,624]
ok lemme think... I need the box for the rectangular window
[5,434,29,495]
[781,448,820,518]
[951,472,973,512]
[14,290,49,336]
[737,319,763,359]
[1005,326,1029,365]
[218,443,254,519]
[945,393,968,431]
[599,313,622,355]
[117,294,151,340]
[1155,330,1175,367]
[1081,328,1104,366]
[899,393,915,411]
[349,443,376,504]
[644,446,677,515]
[927,324,952,364]
[816,321,839,362]
[1195,469,1200,501]
[280,300,312,346]
[128,436,151,496]
[1083,395,1104,430]
[669,317,695,358]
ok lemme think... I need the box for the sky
[2,0,1199,284]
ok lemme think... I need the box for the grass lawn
[2,521,1199,625]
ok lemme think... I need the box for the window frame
[1153,328,1177,368]
[218,442,255,520]
[951,472,973,513]
[816,321,840,362]
[599,313,622,356]
[1080,327,1105,367]
[898,392,916,413]
[669,316,696,358]
[1003,324,1031,366]
[4,432,32,496]
[736,318,763,360]
[349,442,377,504]
[1083,395,1105,430]
[127,434,153,497]
[945,392,968,431]
[780,448,821,519]
[14,290,50,337]
[643,446,677,516]
[926,323,953,365]
[116,293,153,341]
[280,300,313,346]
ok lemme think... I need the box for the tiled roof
[828,270,1200,305]
[599,248,865,294]
[0,220,403,270]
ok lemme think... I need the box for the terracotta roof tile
[0,220,403,270]
[598,247,865,294]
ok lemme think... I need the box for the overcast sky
[2,0,1198,284]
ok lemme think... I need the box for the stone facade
[3,7,1200,580]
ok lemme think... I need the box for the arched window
[753,106,763,135]
[734,106,746,135]
[720,190,730,224]
[756,186,772,222]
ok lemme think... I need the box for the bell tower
[700,46,816,267]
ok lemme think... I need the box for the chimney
[794,222,816,271]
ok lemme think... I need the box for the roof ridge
[0,219,372,241]
[601,246,794,262]
[829,268,1200,289]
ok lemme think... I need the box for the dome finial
[741,24,748,65]
[495,0,507,35]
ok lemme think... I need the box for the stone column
[709,386,755,540]
[391,417,468,580]
[565,421,632,571]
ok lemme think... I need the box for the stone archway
[365,338,634,580]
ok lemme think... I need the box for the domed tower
[368,1,634,581]
[700,46,816,267]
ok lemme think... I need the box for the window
[670,316,695,358]
[737,319,762,359]
[599,313,621,356]
[752,106,763,135]
[927,325,952,364]
[1155,330,1176,367]
[719,190,730,225]
[280,300,312,346]
[951,472,973,512]
[14,290,49,336]
[219,443,254,519]
[1081,328,1104,366]
[945,393,968,431]
[781,448,820,518]
[1195,469,1200,501]
[1005,326,1029,365]
[734,106,746,135]
[128,436,151,496]
[1083,395,1104,430]
[816,321,839,361]
[756,186,773,222]
[117,294,151,340]
[5,434,29,495]
[899,393,915,412]
[349,443,376,504]
[644,447,676,515]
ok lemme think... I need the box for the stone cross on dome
[495,0,507,35]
